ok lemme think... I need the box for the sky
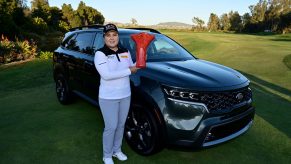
[27,0,259,25]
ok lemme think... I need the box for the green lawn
[1,32,291,164]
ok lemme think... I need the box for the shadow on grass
[236,32,276,36]
[270,34,291,41]
[240,71,291,138]
[270,38,291,42]
[242,71,291,97]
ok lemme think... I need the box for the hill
[157,22,192,27]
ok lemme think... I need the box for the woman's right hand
[129,66,139,74]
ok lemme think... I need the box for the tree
[48,6,62,28]
[31,0,50,24]
[242,13,253,32]
[70,14,82,28]
[131,18,138,26]
[249,0,267,23]
[31,0,49,10]
[243,0,291,33]
[229,11,243,32]
[58,20,70,31]
[282,0,291,14]
[280,11,291,33]
[220,13,231,31]
[264,0,287,31]
[192,17,205,30]
[61,4,80,28]
[76,1,88,25]
[242,13,252,26]
[76,1,104,25]
[0,0,20,37]
[207,13,220,31]
[32,16,48,32]
[61,3,74,22]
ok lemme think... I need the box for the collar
[98,45,128,56]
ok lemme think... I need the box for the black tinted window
[93,33,104,53]
[62,34,76,49]
[70,32,95,54]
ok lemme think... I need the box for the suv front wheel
[125,102,164,155]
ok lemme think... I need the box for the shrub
[0,35,38,64]
[31,17,49,34]
[20,32,42,45]
[38,51,53,59]
[0,35,15,63]
[58,20,70,32]
[17,40,37,60]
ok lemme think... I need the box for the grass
[283,54,291,70]
[1,32,291,164]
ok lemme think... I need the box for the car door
[66,31,96,95]
[81,32,104,102]
[60,33,84,91]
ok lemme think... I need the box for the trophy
[131,32,155,68]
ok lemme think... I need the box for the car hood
[141,59,249,91]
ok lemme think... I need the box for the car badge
[236,93,244,101]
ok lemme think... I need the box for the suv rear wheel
[125,102,164,155]
[55,74,73,104]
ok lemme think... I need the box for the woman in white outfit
[94,23,139,164]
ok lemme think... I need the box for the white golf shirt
[94,45,134,99]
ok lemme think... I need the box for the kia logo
[236,93,244,101]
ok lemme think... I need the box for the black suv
[53,25,255,155]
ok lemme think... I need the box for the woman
[94,23,139,164]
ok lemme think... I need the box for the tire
[55,74,74,105]
[125,102,164,155]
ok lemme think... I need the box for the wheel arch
[130,83,168,144]
[53,63,69,81]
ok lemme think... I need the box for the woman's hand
[129,66,140,74]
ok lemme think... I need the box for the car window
[119,34,194,62]
[68,32,95,55]
[151,38,179,56]
[62,33,76,49]
[92,33,104,53]
[119,36,136,59]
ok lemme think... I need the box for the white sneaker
[113,152,128,161]
[103,158,114,164]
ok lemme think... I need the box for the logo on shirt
[107,55,115,59]
[121,55,128,58]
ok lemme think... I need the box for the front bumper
[202,109,254,147]
[164,98,255,148]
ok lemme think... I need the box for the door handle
[84,61,93,66]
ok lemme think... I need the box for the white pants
[98,96,131,158]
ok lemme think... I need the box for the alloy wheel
[125,105,155,153]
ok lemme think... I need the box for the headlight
[163,85,209,113]
[162,85,200,101]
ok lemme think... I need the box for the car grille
[200,87,252,113]
[163,85,252,113]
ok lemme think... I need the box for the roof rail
[126,28,161,34]
[69,24,104,31]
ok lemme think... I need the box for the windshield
[119,33,195,62]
